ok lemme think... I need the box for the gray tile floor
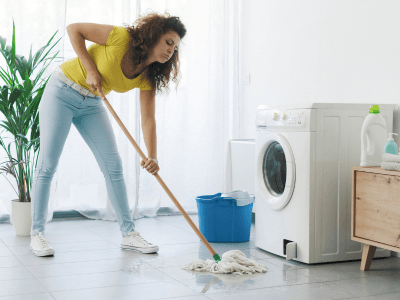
[0,215,400,299]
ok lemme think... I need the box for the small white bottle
[360,105,388,166]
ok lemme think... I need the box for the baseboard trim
[53,211,86,219]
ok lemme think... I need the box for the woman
[29,12,187,257]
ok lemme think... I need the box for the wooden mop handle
[100,95,217,257]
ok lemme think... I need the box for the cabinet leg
[361,244,376,271]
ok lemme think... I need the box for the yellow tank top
[60,25,152,96]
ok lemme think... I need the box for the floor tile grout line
[0,255,155,270]
[18,256,56,299]
[149,264,214,299]
[15,257,154,268]
[171,282,357,299]
[319,281,361,298]
[1,237,111,247]
[344,290,400,299]
[155,296,211,300]
[27,256,155,268]
[8,247,121,257]
[161,280,349,298]
[42,274,210,297]
[24,266,167,281]
[0,292,55,299]
[83,225,124,240]
[259,258,307,269]
[151,222,200,234]
[0,259,157,282]
[7,239,120,248]
[156,219,200,231]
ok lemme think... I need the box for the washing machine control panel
[256,109,315,131]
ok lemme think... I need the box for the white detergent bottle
[360,105,388,166]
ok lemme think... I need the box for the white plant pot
[11,200,32,236]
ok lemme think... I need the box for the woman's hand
[86,69,104,97]
[141,158,159,175]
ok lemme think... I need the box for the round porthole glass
[262,141,287,196]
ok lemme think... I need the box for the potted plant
[0,20,63,236]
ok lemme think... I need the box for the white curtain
[0,0,240,224]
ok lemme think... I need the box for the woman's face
[150,30,181,64]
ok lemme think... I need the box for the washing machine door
[257,133,295,210]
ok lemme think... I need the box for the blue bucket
[196,192,254,243]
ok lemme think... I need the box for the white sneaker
[121,231,159,254]
[30,231,55,257]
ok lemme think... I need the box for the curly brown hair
[123,11,187,96]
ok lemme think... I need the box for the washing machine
[255,103,395,264]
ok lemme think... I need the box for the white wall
[240,0,400,140]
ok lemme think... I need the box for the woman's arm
[66,23,114,94]
[140,89,159,175]
[142,121,157,159]
[66,23,111,74]
[140,89,157,158]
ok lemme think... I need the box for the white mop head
[181,250,268,275]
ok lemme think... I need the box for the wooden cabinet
[352,166,400,271]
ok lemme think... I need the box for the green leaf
[10,19,16,80]
[0,36,6,49]
[0,85,8,101]
[32,46,46,68]
[0,65,13,85]
[22,74,33,100]
[8,86,24,107]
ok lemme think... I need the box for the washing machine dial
[282,114,288,121]
[272,113,280,121]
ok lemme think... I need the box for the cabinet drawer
[355,171,400,248]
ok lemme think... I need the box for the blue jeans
[30,73,135,236]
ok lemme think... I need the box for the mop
[99,93,268,275]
